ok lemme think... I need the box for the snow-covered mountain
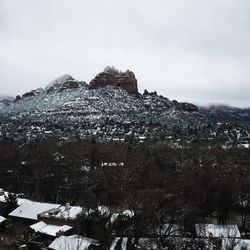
[0,68,249,144]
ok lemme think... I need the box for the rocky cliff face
[45,74,87,93]
[89,66,138,94]
[15,75,87,101]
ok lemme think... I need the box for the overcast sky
[1,0,250,107]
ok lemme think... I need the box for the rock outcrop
[21,88,43,99]
[89,66,138,94]
[173,100,198,113]
[14,75,87,101]
[45,75,87,93]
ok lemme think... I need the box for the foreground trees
[0,140,250,248]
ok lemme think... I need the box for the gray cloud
[0,0,250,107]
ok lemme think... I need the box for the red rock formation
[89,66,138,94]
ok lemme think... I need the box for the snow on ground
[121,238,128,250]
[110,238,158,250]
[195,224,241,238]
[230,239,250,250]
[110,238,120,250]
[49,235,100,250]
[138,238,159,249]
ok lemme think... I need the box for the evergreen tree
[3,192,18,216]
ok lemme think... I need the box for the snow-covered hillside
[0,70,249,144]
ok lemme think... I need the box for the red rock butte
[89,66,138,94]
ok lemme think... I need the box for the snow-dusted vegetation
[0,72,250,249]
[0,76,249,146]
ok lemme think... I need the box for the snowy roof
[30,221,72,237]
[49,235,100,250]
[195,224,241,238]
[9,201,60,220]
[0,215,6,224]
[39,225,72,237]
[40,204,82,220]
[30,221,47,231]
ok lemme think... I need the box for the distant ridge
[200,105,250,121]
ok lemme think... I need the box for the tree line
[0,140,250,248]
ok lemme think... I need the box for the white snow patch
[195,224,241,238]
[49,235,99,250]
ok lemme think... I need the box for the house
[48,235,100,250]
[38,203,82,227]
[195,224,241,238]
[9,201,60,224]
[30,221,73,237]
[28,221,74,249]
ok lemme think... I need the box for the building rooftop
[30,221,73,237]
[39,203,82,220]
[9,201,59,220]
